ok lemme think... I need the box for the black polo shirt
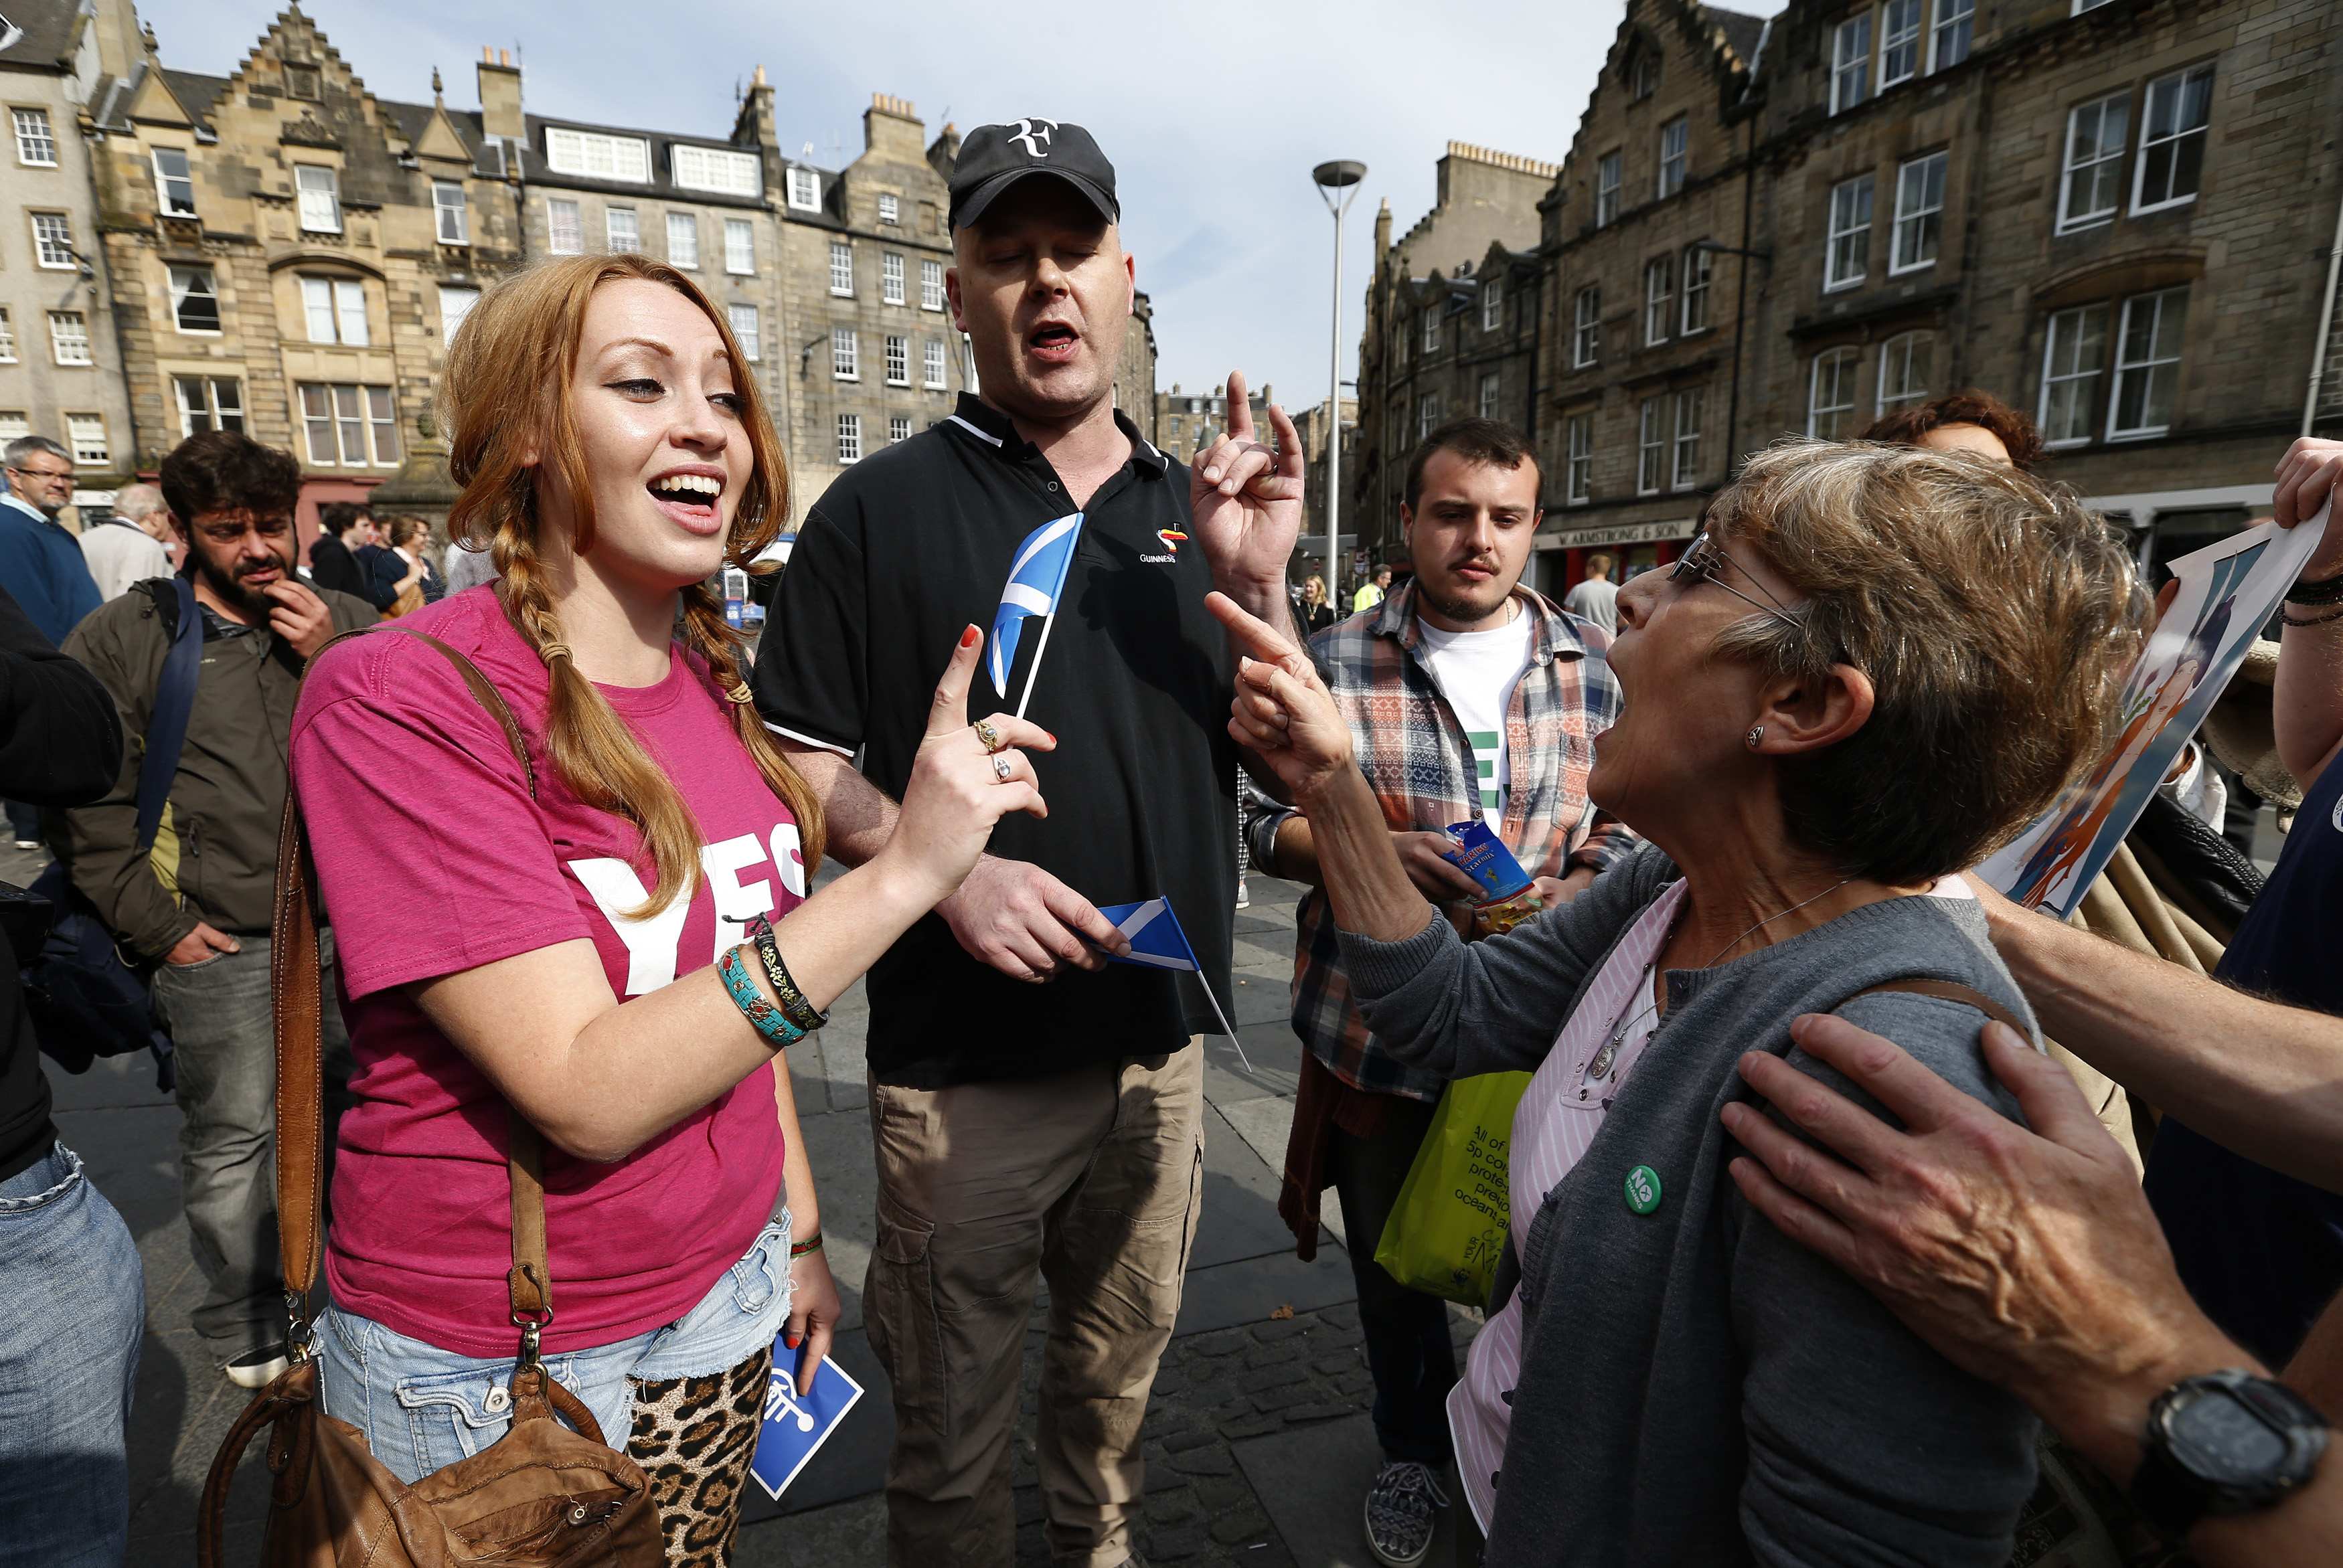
[753,394,1236,1087]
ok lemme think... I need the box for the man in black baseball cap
[755,117,1307,1567]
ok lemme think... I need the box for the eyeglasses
[5,464,72,483]
[1670,528,1806,629]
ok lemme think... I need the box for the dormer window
[1631,50,1662,100]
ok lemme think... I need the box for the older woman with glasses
[1211,440,2148,1567]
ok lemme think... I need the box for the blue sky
[141,0,1784,416]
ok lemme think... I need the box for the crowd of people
[0,109,2340,1568]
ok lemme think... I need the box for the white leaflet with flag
[987,513,1084,708]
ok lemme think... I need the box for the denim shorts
[317,1212,793,1482]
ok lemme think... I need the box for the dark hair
[319,500,373,537]
[1859,390,2046,473]
[1402,417,1541,512]
[161,431,302,527]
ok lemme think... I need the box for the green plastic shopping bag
[1373,1071,1531,1308]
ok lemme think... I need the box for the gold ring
[973,719,1003,753]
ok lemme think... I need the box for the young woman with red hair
[288,254,1062,1563]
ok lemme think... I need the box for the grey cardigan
[1339,844,2040,1567]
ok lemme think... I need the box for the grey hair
[113,482,165,521]
[3,436,70,467]
[1706,438,2148,885]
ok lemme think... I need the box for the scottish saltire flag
[988,512,1084,698]
[1096,897,1252,1069]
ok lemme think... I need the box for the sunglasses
[1670,527,1806,630]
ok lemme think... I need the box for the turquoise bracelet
[718,945,805,1049]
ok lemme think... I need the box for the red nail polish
[959,625,980,648]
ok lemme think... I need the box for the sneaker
[224,1344,289,1389]
[1364,1459,1449,1567]
[12,839,37,851]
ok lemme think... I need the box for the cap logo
[1008,118,1059,159]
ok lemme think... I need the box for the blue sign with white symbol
[746,1344,866,1502]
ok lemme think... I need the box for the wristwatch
[2129,1369,2330,1536]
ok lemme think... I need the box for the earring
[1745,725,1765,750]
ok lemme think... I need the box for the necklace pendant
[1589,1039,1618,1080]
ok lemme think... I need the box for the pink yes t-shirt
[291,587,805,1357]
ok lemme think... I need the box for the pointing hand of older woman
[1720,1013,2243,1481]
[1206,590,1356,804]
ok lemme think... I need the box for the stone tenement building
[1351,0,2343,596]
[80,8,528,545]
[1532,0,1765,593]
[27,3,1168,537]
[1352,143,1560,551]
[1153,380,1274,468]
[0,0,141,522]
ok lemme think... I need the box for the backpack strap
[1841,977,2031,1041]
[272,624,554,1355]
[133,576,204,853]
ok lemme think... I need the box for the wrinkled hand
[1719,1013,2233,1470]
[1189,371,1304,593]
[880,626,1054,907]
[165,920,241,966]
[1209,592,1354,804]
[1394,831,1481,903]
[783,1246,841,1393]
[936,855,1129,982]
[264,580,336,662]
[2274,437,2343,579]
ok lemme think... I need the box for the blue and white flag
[988,512,1084,701]
[747,1345,866,1502]
[1095,897,1251,1069]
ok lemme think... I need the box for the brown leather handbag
[199,629,663,1567]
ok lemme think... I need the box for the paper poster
[1978,505,2328,916]
[746,1343,866,1503]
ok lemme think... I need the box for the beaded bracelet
[746,913,827,1035]
[718,945,806,1049]
[789,1231,824,1259]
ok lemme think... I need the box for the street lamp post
[1313,159,1366,604]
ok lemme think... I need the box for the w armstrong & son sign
[1537,515,1700,551]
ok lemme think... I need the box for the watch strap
[2129,1371,2330,1537]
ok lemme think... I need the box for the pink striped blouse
[1448,879,1686,1534]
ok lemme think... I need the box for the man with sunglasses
[55,431,374,1389]
[1248,418,1635,1565]
[0,435,106,848]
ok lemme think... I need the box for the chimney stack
[477,46,523,143]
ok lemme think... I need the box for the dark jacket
[0,494,104,646]
[57,576,376,956]
[0,584,124,1181]
[1342,844,2040,1567]
[307,532,370,600]
[370,547,442,609]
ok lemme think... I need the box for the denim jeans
[0,1142,146,1568]
[150,930,352,1361]
[316,1214,793,1483]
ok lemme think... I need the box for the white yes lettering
[1007,118,1058,159]
[569,823,805,996]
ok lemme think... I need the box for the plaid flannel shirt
[1246,579,1637,1102]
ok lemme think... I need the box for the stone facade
[80,9,528,543]
[1153,380,1275,467]
[1739,0,2343,574]
[1530,0,1762,596]
[1292,394,1360,585]
[1352,143,1560,565]
[1117,290,1159,443]
[0,0,141,523]
[776,96,974,507]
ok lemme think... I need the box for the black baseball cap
[949,118,1120,231]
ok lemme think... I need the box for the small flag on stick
[988,512,1084,717]
[1095,897,1253,1072]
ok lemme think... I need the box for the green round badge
[1624,1164,1663,1215]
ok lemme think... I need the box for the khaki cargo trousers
[865,1046,1205,1568]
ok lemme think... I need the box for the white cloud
[143,0,1784,416]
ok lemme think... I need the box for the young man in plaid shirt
[1246,419,1635,1566]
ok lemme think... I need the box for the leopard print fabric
[625,1345,772,1567]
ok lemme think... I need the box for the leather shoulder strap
[1842,977,2031,1041]
[272,624,553,1331]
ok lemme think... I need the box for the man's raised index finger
[1224,371,1254,440]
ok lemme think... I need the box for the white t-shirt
[1415,606,1537,832]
